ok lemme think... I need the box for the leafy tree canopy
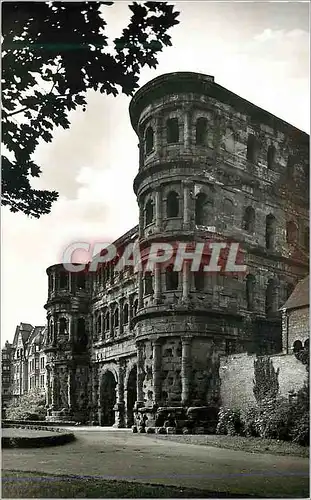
[2,1,179,217]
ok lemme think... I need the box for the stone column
[119,300,124,335]
[128,295,133,327]
[183,180,192,230]
[67,367,75,412]
[154,186,162,232]
[100,312,105,341]
[154,263,161,304]
[138,271,143,309]
[184,106,192,150]
[272,284,280,314]
[109,305,113,339]
[46,366,52,408]
[139,203,144,238]
[92,365,99,424]
[181,336,192,405]
[52,315,57,345]
[51,367,58,410]
[136,342,144,406]
[114,360,125,428]
[153,340,162,404]
[182,261,191,303]
[68,316,74,344]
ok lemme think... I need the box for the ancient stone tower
[44,264,90,421]
[129,71,309,414]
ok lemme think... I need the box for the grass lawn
[146,434,309,458]
[2,470,255,498]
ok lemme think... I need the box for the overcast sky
[2,1,309,345]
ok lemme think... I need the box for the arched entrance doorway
[126,366,137,427]
[99,371,117,426]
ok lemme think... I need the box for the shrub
[216,407,243,436]
[6,389,46,421]
[254,396,293,441]
[241,406,259,437]
[290,380,309,446]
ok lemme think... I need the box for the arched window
[304,226,309,250]
[105,311,110,331]
[293,340,303,353]
[77,272,86,290]
[145,126,154,155]
[195,192,207,225]
[267,145,276,169]
[144,272,153,295]
[246,274,256,311]
[133,299,138,317]
[59,317,67,335]
[48,319,54,344]
[113,307,119,328]
[223,198,234,223]
[246,134,259,163]
[123,303,129,325]
[165,265,179,291]
[243,206,255,232]
[145,199,154,226]
[166,118,179,144]
[304,339,309,350]
[265,279,276,317]
[266,214,276,250]
[195,117,207,145]
[59,272,68,290]
[96,315,101,336]
[77,318,87,348]
[286,221,298,244]
[194,271,205,291]
[167,191,179,218]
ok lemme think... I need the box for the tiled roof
[282,276,309,311]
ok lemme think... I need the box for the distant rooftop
[282,276,309,311]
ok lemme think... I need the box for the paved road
[2,427,309,498]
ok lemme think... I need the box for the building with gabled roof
[281,276,309,354]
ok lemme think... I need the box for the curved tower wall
[44,264,91,421]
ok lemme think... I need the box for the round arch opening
[99,371,117,426]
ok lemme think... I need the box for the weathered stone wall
[141,340,153,404]
[288,307,309,348]
[219,352,307,411]
[160,338,182,405]
[191,338,221,406]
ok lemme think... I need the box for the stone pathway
[2,427,309,497]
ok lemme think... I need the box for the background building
[1,340,13,415]
[281,275,309,354]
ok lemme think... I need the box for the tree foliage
[2,1,179,217]
[253,356,279,403]
[6,388,46,421]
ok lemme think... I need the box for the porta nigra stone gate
[42,72,309,428]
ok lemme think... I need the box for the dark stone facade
[42,72,309,426]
